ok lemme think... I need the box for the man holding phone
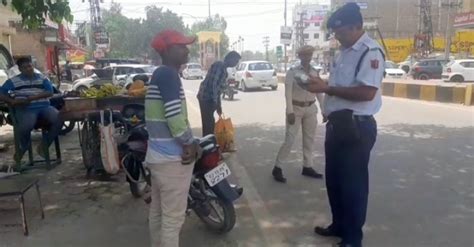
[272,45,325,183]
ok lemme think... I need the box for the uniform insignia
[370,59,379,69]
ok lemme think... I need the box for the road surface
[0,79,473,247]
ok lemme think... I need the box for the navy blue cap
[327,2,363,30]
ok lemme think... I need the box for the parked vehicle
[385,61,407,79]
[123,66,157,89]
[411,59,450,80]
[442,59,474,82]
[398,55,416,74]
[235,61,278,91]
[119,103,243,233]
[222,78,238,100]
[182,63,204,80]
[112,64,155,88]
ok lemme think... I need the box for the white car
[72,64,155,92]
[112,64,155,87]
[182,63,204,80]
[385,61,407,79]
[442,59,474,82]
[123,65,157,89]
[72,74,99,92]
[235,61,278,91]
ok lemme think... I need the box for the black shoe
[302,167,323,179]
[272,166,287,183]
[314,225,342,237]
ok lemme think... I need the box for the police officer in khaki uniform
[272,45,325,183]
[307,3,385,247]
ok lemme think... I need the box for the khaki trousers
[148,161,194,247]
[276,104,318,168]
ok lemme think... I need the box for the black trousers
[199,99,217,137]
[325,117,377,245]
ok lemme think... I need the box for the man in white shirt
[307,3,385,247]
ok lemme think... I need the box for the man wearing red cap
[146,29,200,247]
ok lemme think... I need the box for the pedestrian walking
[272,45,325,183]
[146,29,201,247]
[196,52,241,136]
[306,3,385,247]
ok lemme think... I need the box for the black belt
[353,115,374,121]
[292,100,315,107]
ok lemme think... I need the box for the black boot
[302,167,323,179]
[314,225,342,237]
[272,166,287,183]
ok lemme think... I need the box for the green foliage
[102,3,187,63]
[2,0,73,29]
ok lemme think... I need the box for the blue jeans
[325,117,377,245]
[14,106,61,155]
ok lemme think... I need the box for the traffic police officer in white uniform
[307,3,385,247]
[272,45,325,183]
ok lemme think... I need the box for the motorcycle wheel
[194,193,236,233]
[60,121,76,135]
[122,153,150,198]
[228,91,234,100]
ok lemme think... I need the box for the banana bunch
[81,83,122,99]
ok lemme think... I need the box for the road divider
[276,74,474,105]
[382,82,473,105]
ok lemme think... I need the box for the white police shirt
[324,32,385,116]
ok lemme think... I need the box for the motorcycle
[221,78,238,101]
[119,104,242,233]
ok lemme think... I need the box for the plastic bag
[214,115,235,152]
[100,110,120,174]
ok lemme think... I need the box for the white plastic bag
[100,110,120,174]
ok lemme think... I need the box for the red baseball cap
[151,29,196,53]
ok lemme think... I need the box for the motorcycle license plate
[204,162,231,187]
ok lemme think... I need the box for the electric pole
[442,0,462,59]
[294,9,307,52]
[414,0,434,58]
[263,36,270,61]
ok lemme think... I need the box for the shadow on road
[0,123,472,247]
[230,123,474,247]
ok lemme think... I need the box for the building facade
[291,3,331,62]
[331,0,459,39]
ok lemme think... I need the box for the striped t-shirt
[144,66,195,164]
[1,73,53,109]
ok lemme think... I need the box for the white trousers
[148,161,194,247]
[276,104,318,168]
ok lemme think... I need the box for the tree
[142,6,186,64]
[101,4,186,63]
[189,14,230,59]
[1,0,73,29]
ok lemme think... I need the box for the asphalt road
[0,79,473,247]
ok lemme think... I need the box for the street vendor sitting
[0,57,61,162]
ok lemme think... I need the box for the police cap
[297,45,315,55]
[327,3,363,30]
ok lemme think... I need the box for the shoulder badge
[370,59,379,69]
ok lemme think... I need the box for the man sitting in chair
[0,57,61,162]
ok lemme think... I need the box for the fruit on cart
[81,83,122,98]
[128,80,147,97]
